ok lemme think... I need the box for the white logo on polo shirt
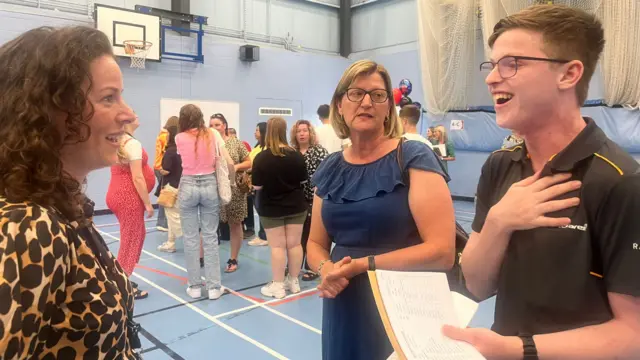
[559,223,588,231]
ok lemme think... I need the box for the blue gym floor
[95,200,496,360]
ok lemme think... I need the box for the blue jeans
[155,170,168,228]
[178,174,221,290]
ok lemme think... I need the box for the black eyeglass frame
[479,56,571,79]
[344,88,390,104]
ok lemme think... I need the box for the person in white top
[314,104,351,153]
[399,104,432,148]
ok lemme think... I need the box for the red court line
[135,264,189,284]
[133,264,316,306]
[268,290,320,307]
[134,264,266,303]
[226,288,266,303]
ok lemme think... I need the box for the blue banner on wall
[426,106,640,154]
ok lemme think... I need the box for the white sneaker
[248,238,268,246]
[208,287,225,300]
[157,242,176,253]
[157,226,168,232]
[261,281,286,299]
[284,275,301,294]
[186,286,202,299]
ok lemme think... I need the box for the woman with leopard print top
[0,26,141,359]
[290,120,329,281]
[209,114,251,273]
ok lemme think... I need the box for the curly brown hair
[0,26,114,222]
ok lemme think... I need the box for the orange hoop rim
[123,40,153,54]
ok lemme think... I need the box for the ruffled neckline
[313,148,404,204]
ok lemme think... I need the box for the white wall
[46,0,170,7]
[351,0,416,53]
[350,0,605,106]
[161,0,340,53]
[97,0,172,9]
[1,0,340,53]
[0,2,348,210]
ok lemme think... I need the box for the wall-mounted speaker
[239,45,260,62]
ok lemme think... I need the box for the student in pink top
[175,104,234,300]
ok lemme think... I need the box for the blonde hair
[117,118,138,163]
[329,60,402,140]
[265,117,292,157]
[116,134,134,163]
[290,120,318,150]
[435,125,448,144]
[116,138,128,163]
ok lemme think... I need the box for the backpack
[396,137,475,300]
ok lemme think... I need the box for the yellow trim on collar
[493,145,523,154]
[593,153,624,175]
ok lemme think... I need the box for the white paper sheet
[376,270,484,360]
[433,144,447,157]
[451,292,479,329]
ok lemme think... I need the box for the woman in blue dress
[307,60,457,360]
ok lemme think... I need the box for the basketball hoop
[123,40,153,69]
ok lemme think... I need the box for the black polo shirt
[472,117,640,336]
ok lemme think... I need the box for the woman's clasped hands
[317,256,369,299]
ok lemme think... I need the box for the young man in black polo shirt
[443,5,640,359]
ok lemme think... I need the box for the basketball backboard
[94,4,161,62]
[136,5,206,64]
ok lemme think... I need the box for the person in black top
[443,5,640,360]
[252,117,308,299]
[156,125,183,253]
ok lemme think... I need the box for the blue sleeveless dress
[312,140,448,360]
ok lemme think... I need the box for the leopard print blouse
[0,198,137,359]
[302,144,329,203]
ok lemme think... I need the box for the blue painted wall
[374,48,640,197]
[427,109,640,198]
[0,7,349,210]
[351,45,640,198]
[4,0,639,208]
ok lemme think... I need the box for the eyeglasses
[479,56,570,79]
[345,88,389,103]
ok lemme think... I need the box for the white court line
[212,288,318,321]
[98,229,322,335]
[225,287,321,334]
[132,272,288,360]
[101,230,192,271]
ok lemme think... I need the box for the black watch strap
[519,335,538,360]
[368,255,375,271]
